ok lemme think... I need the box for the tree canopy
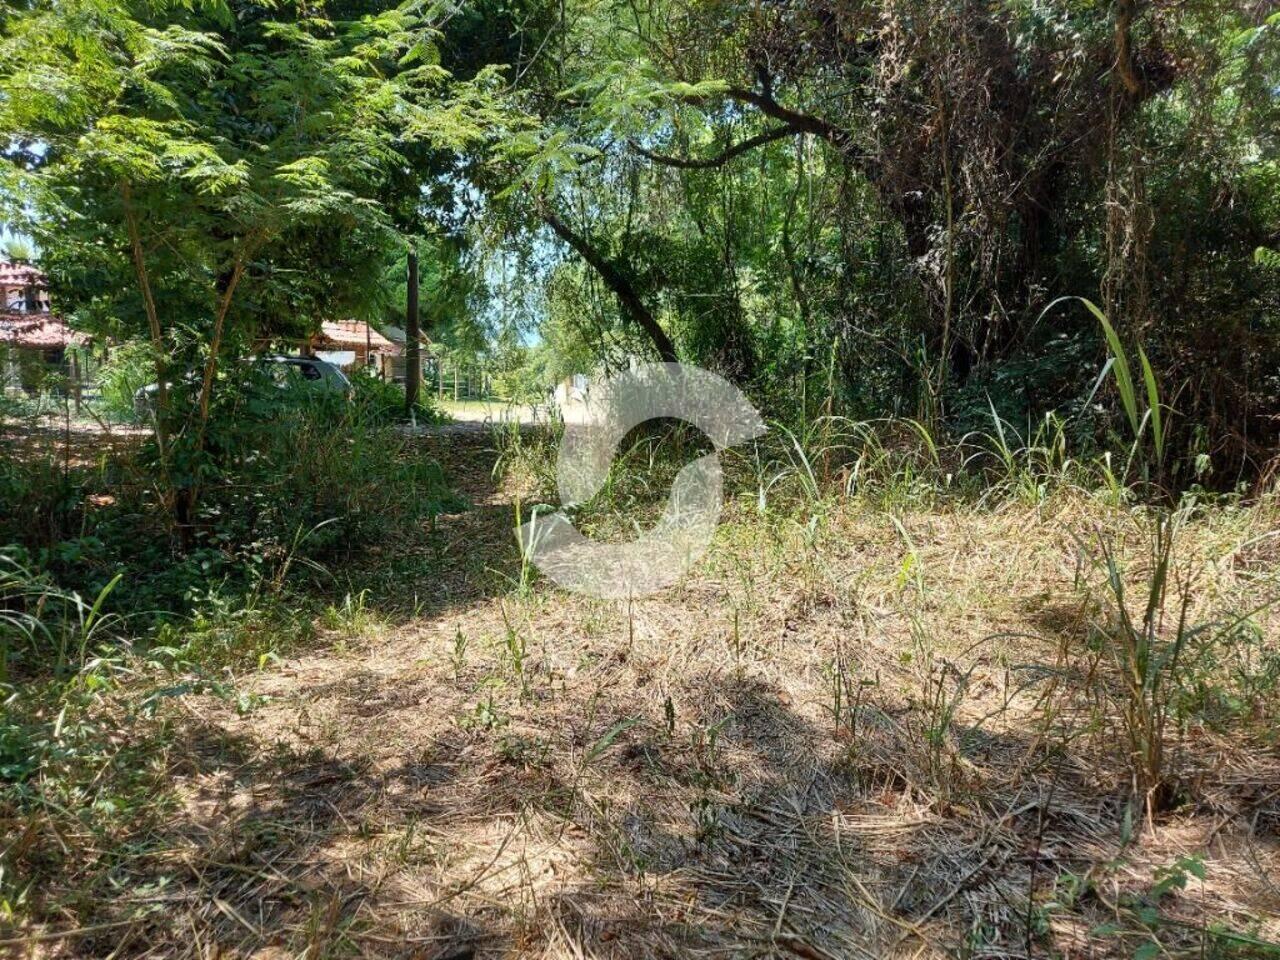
[3,0,1278,479]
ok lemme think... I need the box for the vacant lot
[5,424,1278,959]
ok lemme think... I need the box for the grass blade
[1137,345,1163,466]
[1078,297,1139,438]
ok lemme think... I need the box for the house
[1,260,78,357]
[552,373,589,408]
[376,323,434,386]
[303,320,435,385]
[308,320,399,379]
[0,260,85,394]
[1,261,52,314]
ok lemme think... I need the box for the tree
[406,246,421,411]
[484,0,1280,466]
[0,0,501,526]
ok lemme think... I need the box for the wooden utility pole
[405,247,420,413]
[71,353,81,415]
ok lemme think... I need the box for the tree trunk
[195,258,246,436]
[121,182,170,460]
[406,246,421,413]
[178,252,250,542]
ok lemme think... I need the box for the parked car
[134,355,352,419]
[251,355,352,394]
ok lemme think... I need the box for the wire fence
[1,345,102,416]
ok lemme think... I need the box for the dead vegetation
[4,428,1280,959]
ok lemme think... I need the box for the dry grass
[5,430,1280,958]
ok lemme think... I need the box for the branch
[540,205,679,363]
[667,75,858,159]
[195,254,248,435]
[630,125,795,169]
[725,86,856,155]
[121,180,172,494]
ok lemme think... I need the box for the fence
[0,344,101,414]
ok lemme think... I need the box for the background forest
[5,0,1279,480]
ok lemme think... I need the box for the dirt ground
[10,430,1280,959]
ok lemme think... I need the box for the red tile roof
[0,262,46,286]
[317,321,398,353]
[0,313,81,349]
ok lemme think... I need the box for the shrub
[348,367,443,424]
[0,374,465,677]
[202,385,463,562]
[1083,507,1276,823]
[94,340,155,422]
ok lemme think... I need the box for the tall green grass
[1045,297,1170,485]
[0,551,121,683]
[1085,508,1279,822]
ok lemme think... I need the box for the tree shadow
[20,649,1279,958]
[515,669,1280,959]
[518,673,1051,958]
[35,708,560,958]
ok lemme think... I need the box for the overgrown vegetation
[1,0,1279,955]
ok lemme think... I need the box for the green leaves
[1043,297,1168,472]
[498,128,600,198]
[135,24,227,81]
[0,0,513,343]
[74,117,186,182]
[1136,345,1164,469]
[1255,246,1280,269]
[584,716,641,765]
[1079,297,1140,440]
[560,58,730,137]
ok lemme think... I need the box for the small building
[377,323,434,386]
[552,373,590,408]
[309,321,399,380]
[1,261,52,315]
[0,260,86,394]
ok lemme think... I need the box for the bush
[347,367,443,424]
[199,382,463,563]
[94,340,155,422]
[0,453,87,552]
[0,375,466,676]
